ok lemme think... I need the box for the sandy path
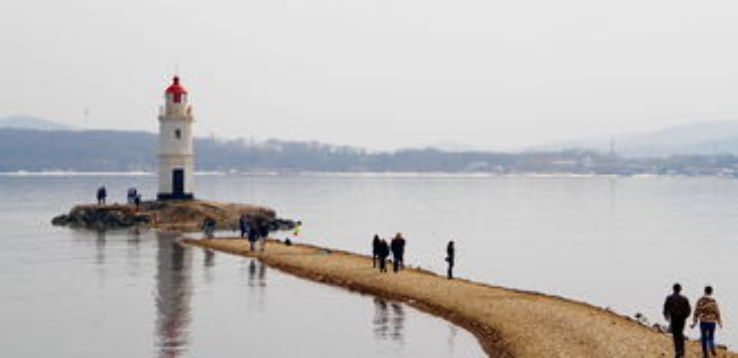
[182,238,735,358]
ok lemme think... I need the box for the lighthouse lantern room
[157,76,195,200]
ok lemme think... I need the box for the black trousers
[447,260,454,279]
[671,318,686,357]
[392,253,403,272]
[379,257,387,272]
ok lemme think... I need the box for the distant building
[157,76,195,200]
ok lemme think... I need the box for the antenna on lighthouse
[83,107,90,128]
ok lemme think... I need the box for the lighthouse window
[175,129,182,139]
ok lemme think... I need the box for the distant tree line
[3,128,738,176]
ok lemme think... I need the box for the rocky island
[51,200,296,232]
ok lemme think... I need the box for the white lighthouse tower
[157,76,195,200]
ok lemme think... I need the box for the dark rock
[52,205,145,230]
[652,323,667,333]
[51,214,69,226]
[271,218,298,231]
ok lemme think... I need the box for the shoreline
[5,170,738,180]
[182,237,736,358]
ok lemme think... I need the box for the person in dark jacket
[377,238,390,273]
[258,221,269,251]
[201,218,216,239]
[247,220,259,251]
[372,235,381,268]
[663,283,692,358]
[390,233,406,273]
[134,194,142,211]
[96,186,107,205]
[239,214,250,239]
[446,241,455,279]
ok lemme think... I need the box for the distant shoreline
[0,170,730,179]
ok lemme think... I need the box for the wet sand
[182,238,736,358]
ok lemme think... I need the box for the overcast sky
[3,0,738,150]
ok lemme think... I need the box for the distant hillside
[0,128,606,173]
[5,127,738,176]
[0,129,156,171]
[533,120,738,158]
[0,115,75,131]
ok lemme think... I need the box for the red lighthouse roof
[165,76,187,103]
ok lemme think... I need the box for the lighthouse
[157,76,195,200]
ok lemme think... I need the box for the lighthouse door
[172,169,185,196]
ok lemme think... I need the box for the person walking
[372,235,381,268]
[96,186,107,205]
[377,238,390,273]
[239,214,250,239]
[247,221,259,251]
[390,233,406,273]
[691,286,723,357]
[134,194,142,211]
[201,217,216,239]
[445,241,455,279]
[127,188,137,204]
[663,283,692,358]
[258,221,269,251]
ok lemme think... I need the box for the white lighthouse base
[157,192,194,201]
[157,156,194,201]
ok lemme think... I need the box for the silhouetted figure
[201,217,216,239]
[134,194,142,211]
[259,221,269,251]
[446,241,455,279]
[247,220,259,251]
[377,239,390,273]
[663,283,691,358]
[239,214,250,239]
[372,235,381,268]
[691,285,722,357]
[127,187,138,204]
[390,233,406,273]
[96,186,107,205]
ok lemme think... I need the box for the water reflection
[373,297,405,343]
[125,229,143,272]
[247,259,266,288]
[202,249,216,285]
[203,249,215,268]
[127,226,143,245]
[95,230,106,266]
[155,232,192,358]
[447,324,458,356]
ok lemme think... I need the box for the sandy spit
[182,238,735,358]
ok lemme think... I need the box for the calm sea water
[2,174,738,355]
[0,174,483,357]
